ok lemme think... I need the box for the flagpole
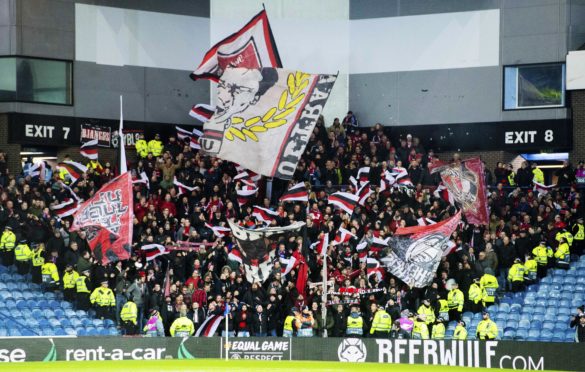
[119,95,128,174]
[321,238,328,338]
[224,313,229,361]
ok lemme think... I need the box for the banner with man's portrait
[200,67,337,180]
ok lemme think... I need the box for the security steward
[14,239,31,275]
[283,308,300,337]
[135,134,149,158]
[369,303,392,337]
[41,259,60,290]
[76,269,92,311]
[412,314,430,340]
[448,283,464,322]
[346,305,364,336]
[476,311,498,340]
[480,268,499,307]
[431,317,446,340]
[417,298,435,333]
[555,237,571,269]
[508,258,526,292]
[572,217,584,256]
[62,264,79,302]
[523,254,538,285]
[467,278,483,313]
[120,298,138,335]
[532,241,549,278]
[0,226,16,266]
[556,229,574,249]
[30,243,45,284]
[170,306,195,337]
[90,280,116,320]
[453,320,468,340]
[436,294,450,321]
[148,134,164,157]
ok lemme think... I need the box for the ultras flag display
[430,158,489,225]
[381,211,461,288]
[228,219,305,283]
[200,67,337,180]
[70,173,133,265]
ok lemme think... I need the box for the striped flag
[189,104,214,123]
[356,240,369,262]
[370,236,390,252]
[50,198,79,219]
[141,243,168,261]
[280,255,298,276]
[279,182,308,203]
[356,181,373,205]
[234,171,257,187]
[236,187,257,207]
[380,170,395,192]
[417,217,437,226]
[58,161,88,184]
[132,171,150,190]
[174,177,196,195]
[228,247,243,264]
[80,139,98,160]
[194,314,224,337]
[357,167,370,185]
[252,206,278,224]
[310,233,329,256]
[367,257,384,281]
[533,181,556,196]
[205,223,231,238]
[328,192,359,215]
[176,126,203,150]
[332,227,356,246]
[235,164,261,182]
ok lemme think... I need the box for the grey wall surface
[349,0,584,127]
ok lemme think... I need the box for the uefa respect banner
[200,67,337,180]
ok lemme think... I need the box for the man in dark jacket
[332,305,346,337]
[390,320,411,339]
[252,304,269,336]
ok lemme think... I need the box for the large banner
[430,158,489,225]
[228,220,305,283]
[70,173,133,265]
[201,68,337,180]
[381,212,461,288]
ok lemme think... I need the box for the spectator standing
[127,275,149,329]
[170,305,194,337]
[143,309,165,337]
[390,320,411,339]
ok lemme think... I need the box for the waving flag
[332,227,356,246]
[357,167,370,185]
[205,223,231,238]
[533,181,556,196]
[80,139,98,160]
[234,171,257,187]
[279,182,308,203]
[367,257,384,281]
[58,161,88,184]
[141,243,168,261]
[70,172,133,265]
[252,206,278,224]
[50,198,79,219]
[176,126,203,150]
[328,192,359,215]
[381,211,461,288]
[430,158,489,225]
[310,232,329,256]
[370,236,390,253]
[174,177,197,195]
[200,68,337,180]
[236,186,258,207]
[189,104,214,123]
[195,314,224,337]
[190,10,281,82]
[356,182,373,205]
[132,171,150,190]
[228,220,305,283]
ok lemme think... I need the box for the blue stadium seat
[54,309,65,318]
[49,318,61,328]
[498,303,510,313]
[26,299,37,309]
[77,329,88,337]
[108,328,119,336]
[61,302,73,310]
[500,297,513,305]
[99,329,110,336]
[559,300,571,308]
[551,283,563,291]
[518,319,531,330]
[60,318,71,328]
[509,303,522,313]
[0,329,7,337]
[81,318,93,327]
[37,300,48,310]
[48,300,60,309]
[546,299,558,308]
[54,328,67,336]
[545,308,558,317]
[528,329,540,338]
[92,319,103,327]
[43,292,56,300]
[549,291,562,299]
[43,309,55,318]
[76,310,87,318]
[505,320,518,329]
[70,318,82,328]
[524,297,536,306]
[533,306,546,315]
[21,329,37,337]
[541,322,555,331]
[540,329,554,340]
[8,328,21,337]
[64,309,76,318]
[103,319,115,328]
[576,277,585,285]
[535,299,547,307]
[487,305,499,313]
[507,313,520,322]
[541,277,553,284]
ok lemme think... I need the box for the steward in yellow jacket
[476,312,498,340]
[0,226,16,266]
[508,259,526,292]
[14,239,31,275]
[90,280,115,320]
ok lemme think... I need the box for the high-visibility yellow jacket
[573,224,584,241]
[170,316,195,337]
[480,274,499,303]
[533,245,549,265]
[468,283,483,304]
[283,315,296,331]
[476,319,498,340]
[417,304,435,325]
[347,316,364,335]
[524,259,538,280]
[0,230,16,251]
[432,322,445,339]
[41,262,59,282]
[14,243,31,262]
[31,248,45,267]
[76,275,90,293]
[508,263,526,282]
[86,160,103,173]
[120,301,138,325]
[148,139,163,157]
[412,320,429,339]
[438,299,449,315]
[63,271,79,290]
[453,325,468,340]
[135,139,149,158]
[532,168,544,184]
[556,231,574,246]
[448,289,464,312]
[90,287,115,307]
[555,242,570,260]
[370,309,392,333]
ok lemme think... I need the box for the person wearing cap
[90,280,116,320]
[572,217,584,256]
[30,243,45,285]
[283,308,300,337]
[532,241,550,278]
[120,298,138,335]
[390,320,411,339]
[447,283,464,322]
[476,311,498,340]
[346,305,364,336]
[14,238,31,275]
[0,225,16,266]
[296,306,315,337]
[148,134,164,158]
[523,254,538,285]
[508,258,526,292]
[41,256,60,290]
[411,314,429,340]
[76,269,92,311]
[417,299,435,332]
[62,264,79,302]
[170,304,194,337]
[369,303,392,337]
[453,320,468,340]
[143,308,165,337]
[531,162,544,184]
[554,236,571,269]
[555,228,574,249]
[480,268,499,307]
[467,278,483,313]
[431,317,446,340]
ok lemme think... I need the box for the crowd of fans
[0,112,584,341]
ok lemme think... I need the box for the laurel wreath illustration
[225,71,310,142]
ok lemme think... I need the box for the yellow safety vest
[453,325,468,340]
[135,139,149,158]
[31,248,45,267]
[412,320,429,339]
[120,301,138,324]
[468,283,483,304]
[507,173,515,186]
[554,242,570,260]
[283,315,296,331]
[0,230,16,251]
[170,317,194,337]
[370,310,392,334]
[90,287,115,307]
[574,224,584,240]
[532,168,544,184]
[76,275,90,293]
[14,244,31,262]
[524,259,537,280]
[438,299,449,314]
[556,231,574,246]
[347,316,364,335]
[432,323,445,340]
[508,263,525,282]
[448,289,464,311]
[63,271,79,289]
[477,319,498,340]
[148,140,163,157]
[480,274,499,303]
[417,304,435,325]
[532,246,548,265]
[41,262,59,282]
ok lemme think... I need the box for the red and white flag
[176,126,203,150]
[174,177,197,195]
[332,227,356,246]
[417,217,437,226]
[367,257,384,281]
[141,243,168,261]
[236,186,258,207]
[234,171,257,187]
[132,171,150,190]
[50,198,79,219]
[280,255,298,276]
[189,104,214,123]
[80,139,98,160]
[252,206,278,224]
[228,247,243,264]
[533,181,556,196]
[205,223,231,238]
[356,181,373,205]
[357,167,370,185]
[328,192,359,215]
[58,161,88,184]
[370,236,390,252]
[310,233,329,256]
[279,182,308,203]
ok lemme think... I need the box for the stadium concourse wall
[0,337,582,371]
